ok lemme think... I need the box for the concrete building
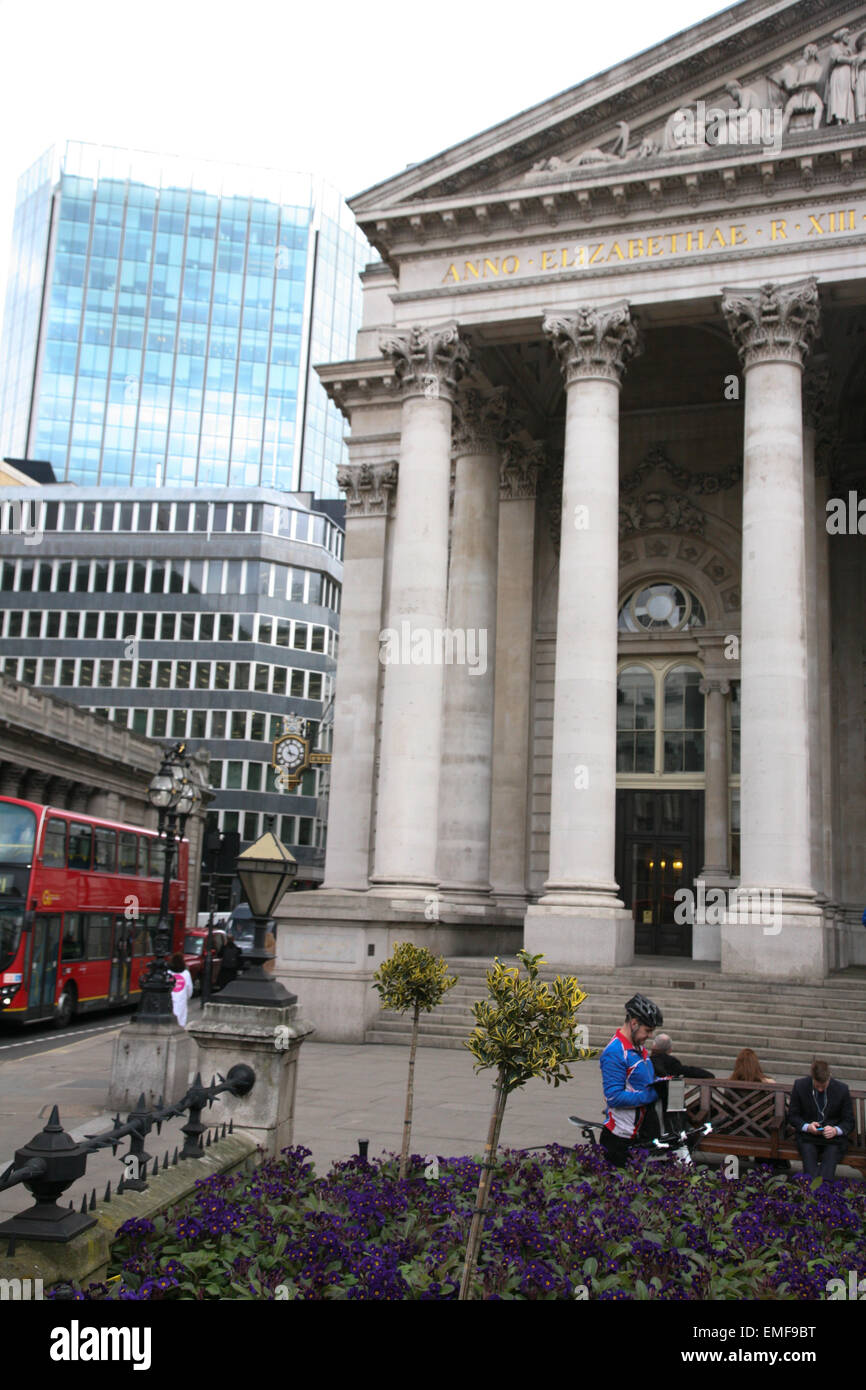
[0,486,341,881]
[0,142,369,499]
[278,0,866,1039]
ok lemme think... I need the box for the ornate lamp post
[136,743,199,1024]
[218,823,297,1006]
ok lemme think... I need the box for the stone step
[375,1011,861,1045]
[442,972,866,999]
[364,1031,865,1080]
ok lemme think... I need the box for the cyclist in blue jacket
[598,994,664,1167]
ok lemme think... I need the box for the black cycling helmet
[624,994,663,1028]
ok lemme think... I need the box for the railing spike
[90,1189,97,1210]
[80,1194,88,1214]
[117,1177,125,1195]
[172,1147,178,1166]
[206,1130,212,1147]
[104,1181,112,1203]
[229,1118,233,1133]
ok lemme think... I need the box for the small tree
[460,948,597,1300]
[372,942,458,1180]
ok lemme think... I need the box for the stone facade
[277,0,866,1039]
[0,673,208,929]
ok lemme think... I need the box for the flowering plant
[52,1144,866,1301]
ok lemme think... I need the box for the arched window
[618,582,706,632]
[663,665,705,771]
[616,665,655,773]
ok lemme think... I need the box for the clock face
[275,736,306,771]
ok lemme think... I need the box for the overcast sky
[0,0,726,314]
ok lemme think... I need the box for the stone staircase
[366,957,866,1084]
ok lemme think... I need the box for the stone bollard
[188,999,313,1157]
[108,1018,193,1111]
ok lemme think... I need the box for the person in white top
[168,951,194,1028]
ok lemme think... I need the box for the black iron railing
[0,1065,255,1252]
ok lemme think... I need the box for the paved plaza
[0,1008,606,1222]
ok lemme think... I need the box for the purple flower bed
[55,1145,866,1300]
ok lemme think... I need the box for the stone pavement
[0,1003,607,1222]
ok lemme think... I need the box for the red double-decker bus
[0,797,188,1027]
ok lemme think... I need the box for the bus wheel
[53,985,76,1028]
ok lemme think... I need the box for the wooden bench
[682,1079,866,1176]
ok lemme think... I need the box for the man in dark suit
[788,1057,855,1181]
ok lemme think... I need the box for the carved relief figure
[826,28,856,124]
[525,121,657,179]
[775,44,825,133]
[723,80,761,112]
[853,32,866,121]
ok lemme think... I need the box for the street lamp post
[217,822,297,1007]
[136,743,199,1025]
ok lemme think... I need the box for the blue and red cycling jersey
[599,1027,659,1139]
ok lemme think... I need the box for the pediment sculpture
[523,27,866,183]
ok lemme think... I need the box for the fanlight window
[618,583,706,632]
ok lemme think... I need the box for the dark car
[227,905,277,969]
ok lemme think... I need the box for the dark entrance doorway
[615,790,704,956]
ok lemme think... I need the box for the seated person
[788,1057,854,1183]
[722,1048,784,1166]
[728,1047,775,1083]
[643,1035,714,1140]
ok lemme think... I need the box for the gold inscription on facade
[440,207,860,284]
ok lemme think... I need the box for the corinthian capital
[500,439,543,499]
[452,386,511,456]
[543,301,641,385]
[379,322,470,401]
[336,461,398,516]
[721,278,819,368]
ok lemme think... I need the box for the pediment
[352,0,866,258]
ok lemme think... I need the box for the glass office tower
[0,143,368,498]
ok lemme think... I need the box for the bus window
[85,914,112,959]
[148,840,166,878]
[118,832,139,874]
[67,824,93,871]
[61,913,85,961]
[133,920,152,956]
[94,827,117,873]
[42,817,67,867]
[0,802,37,863]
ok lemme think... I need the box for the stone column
[0,763,23,797]
[720,277,823,979]
[524,302,640,968]
[699,680,731,880]
[323,462,396,890]
[22,769,51,804]
[437,388,508,898]
[370,323,470,891]
[489,442,541,908]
